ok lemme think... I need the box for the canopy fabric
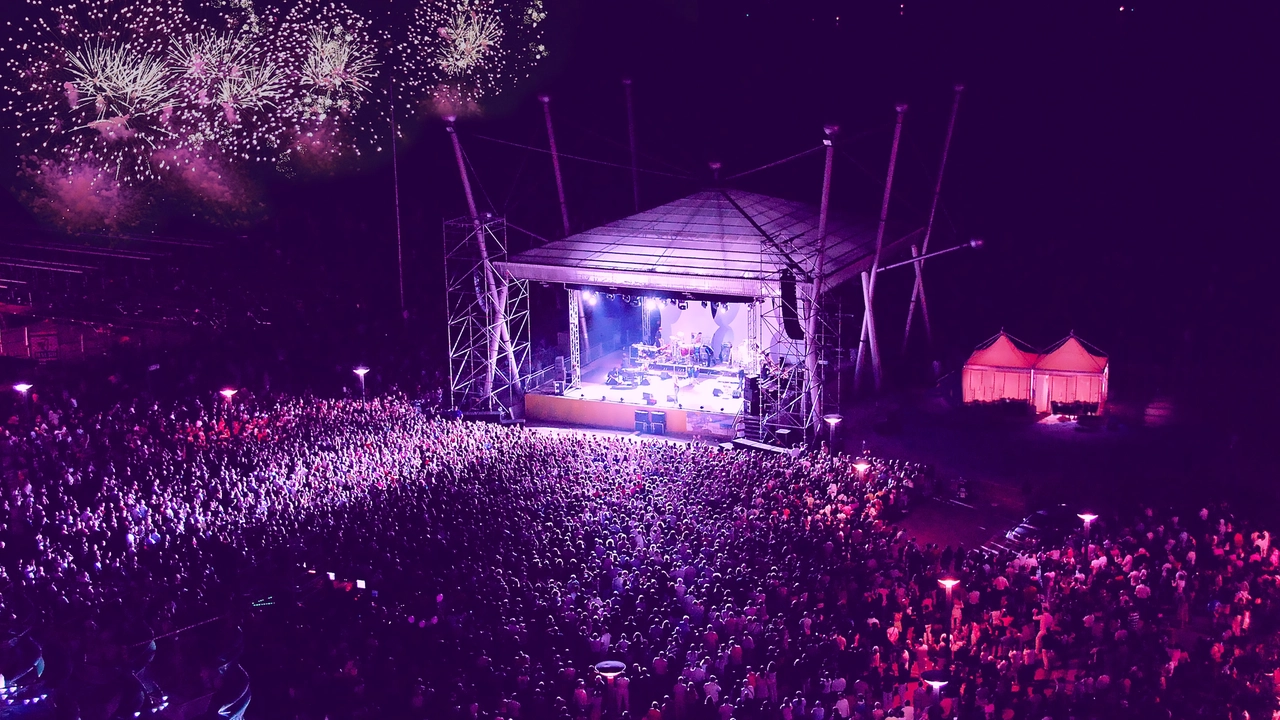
[1035,336,1107,373]
[964,332,1039,369]
[497,189,890,299]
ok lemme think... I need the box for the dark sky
[2,0,1277,426]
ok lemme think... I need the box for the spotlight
[645,299,659,311]
[678,301,688,310]
[701,301,709,308]
[585,292,598,306]
[606,294,615,300]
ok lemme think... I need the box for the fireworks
[1,0,549,226]
[402,0,548,113]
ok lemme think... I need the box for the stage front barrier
[525,394,737,439]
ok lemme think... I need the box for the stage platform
[525,351,744,439]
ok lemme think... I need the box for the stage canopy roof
[497,189,900,300]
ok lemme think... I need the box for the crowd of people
[0,390,1276,720]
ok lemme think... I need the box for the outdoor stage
[526,349,744,438]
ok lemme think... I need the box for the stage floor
[569,350,745,415]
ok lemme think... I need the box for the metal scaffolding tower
[444,215,530,415]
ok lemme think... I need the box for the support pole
[904,83,963,354]
[446,119,521,402]
[390,77,406,323]
[539,95,572,237]
[540,94,590,358]
[623,78,640,213]
[856,104,908,391]
[805,125,838,435]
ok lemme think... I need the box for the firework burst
[165,26,290,162]
[273,0,387,165]
[402,0,548,114]
[3,0,192,182]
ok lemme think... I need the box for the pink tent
[1033,335,1109,413]
[962,332,1039,404]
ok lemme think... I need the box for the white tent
[962,332,1039,404]
[1033,335,1109,413]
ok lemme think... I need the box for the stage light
[678,301,688,310]
[220,388,238,400]
[645,299,659,311]
[701,301,709,308]
[606,294,615,300]
[585,293,598,306]
[12,383,32,394]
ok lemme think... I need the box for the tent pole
[624,79,640,213]
[806,125,838,435]
[858,103,907,391]
[906,84,963,353]
[540,94,590,359]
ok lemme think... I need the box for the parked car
[1005,504,1079,549]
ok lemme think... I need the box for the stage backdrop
[658,302,749,362]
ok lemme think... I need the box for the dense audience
[0,391,1276,720]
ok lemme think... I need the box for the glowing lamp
[1077,513,1098,523]
[595,660,626,679]
[12,383,32,393]
[645,298,659,311]
[823,413,843,427]
[354,366,370,377]
[219,388,238,399]
[938,578,960,591]
[920,669,951,692]
[852,459,872,474]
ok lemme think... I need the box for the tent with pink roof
[1032,335,1109,413]
[961,332,1040,404]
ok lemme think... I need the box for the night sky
[1,0,1277,439]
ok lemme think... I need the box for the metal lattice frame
[567,288,582,388]
[744,290,815,446]
[444,216,530,414]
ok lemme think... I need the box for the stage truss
[444,216,531,414]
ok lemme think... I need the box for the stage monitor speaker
[659,372,672,380]
[732,389,742,399]
[744,374,761,415]
[780,270,805,340]
[640,377,651,386]
[642,392,653,402]
[666,395,677,403]
[647,397,658,406]
[555,355,567,383]
[712,388,723,398]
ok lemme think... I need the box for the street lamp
[1078,512,1098,538]
[920,669,951,704]
[823,413,843,448]
[354,366,370,405]
[219,388,238,401]
[938,577,960,606]
[852,457,872,481]
[13,383,32,394]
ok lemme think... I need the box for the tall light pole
[219,388,237,402]
[938,577,960,607]
[852,458,871,482]
[354,366,370,406]
[13,383,32,420]
[823,413,843,448]
[1078,512,1098,539]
